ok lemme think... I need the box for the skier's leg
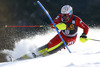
[34,43,65,57]
[32,44,49,57]
[37,44,48,56]
[33,32,67,57]
[35,33,65,56]
[47,42,65,54]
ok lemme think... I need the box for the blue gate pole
[37,1,71,53]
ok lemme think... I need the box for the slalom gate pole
[37,1,71,53]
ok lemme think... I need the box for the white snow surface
[0,27,100,67]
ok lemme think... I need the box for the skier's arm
[76,17,89,43]
[76,17,89,35]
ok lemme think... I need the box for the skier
[20,5,89,59]
[32,5,89,57]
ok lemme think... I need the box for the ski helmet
[61,5,73,15]
[61,5,73,22]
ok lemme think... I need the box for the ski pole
[5,25,50,28]
[37,1,71,53]
[87,38,100,42]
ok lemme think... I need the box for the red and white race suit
[46,14,89,54]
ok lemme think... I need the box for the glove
[79,33,88,43]
[56,23,66,30]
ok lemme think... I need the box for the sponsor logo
[55,16,59,19]
[66,24,75,30]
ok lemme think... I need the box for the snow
[0,27,100,67]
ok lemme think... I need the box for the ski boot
[32,44,49,57]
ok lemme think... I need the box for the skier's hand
[79,33,88,43]
[56,23,66,30]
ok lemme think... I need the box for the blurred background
[0,0,100,62]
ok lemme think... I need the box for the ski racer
[32,5,89,57]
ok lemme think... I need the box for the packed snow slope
[0,27,100,67]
